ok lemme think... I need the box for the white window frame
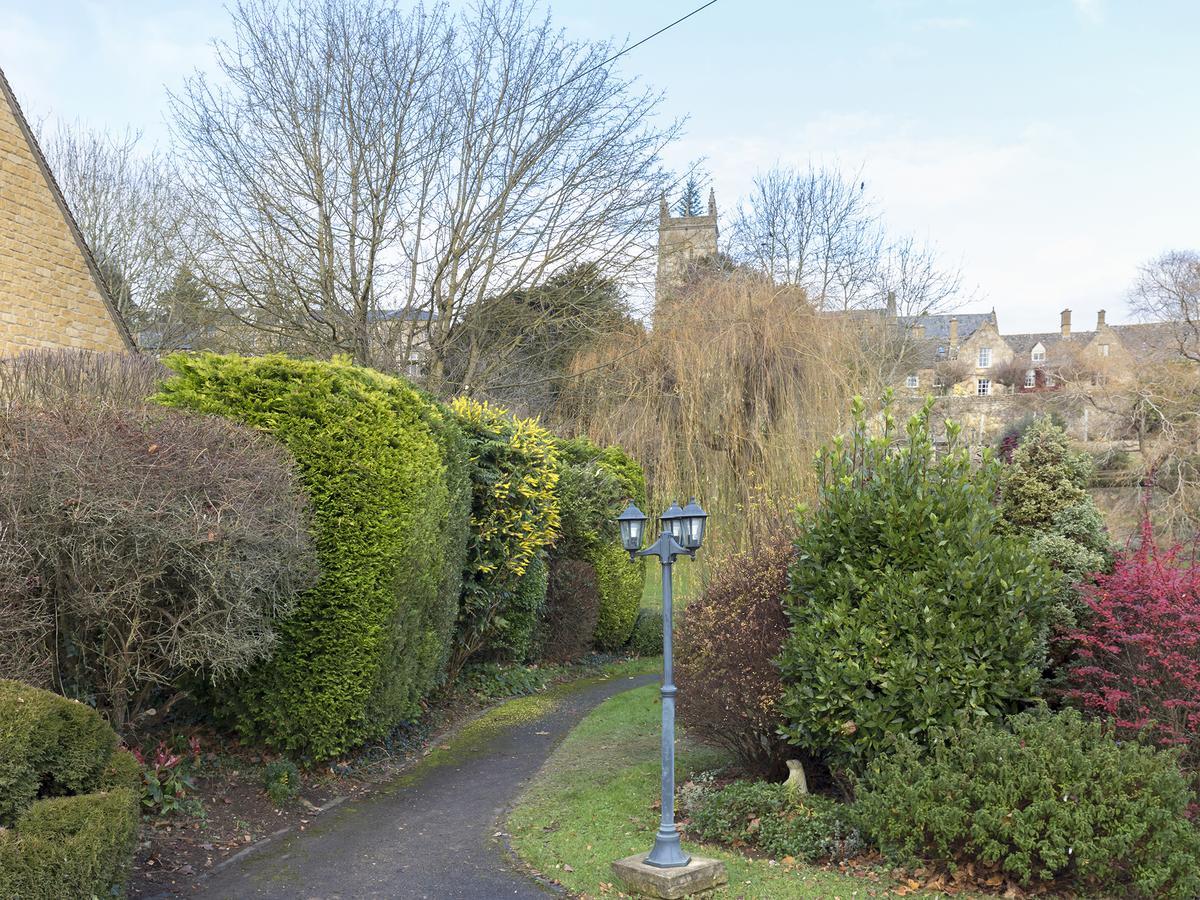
[1031,344,1045,363]
[905,374,919,389]
[1024,370,1036,389]
[978,347,992,368]
[977,378,991,396]
[1099,343,1110,357]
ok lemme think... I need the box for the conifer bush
[156,354,466,758]
[538,558,600,662]
[1064,517,1200,767]
[855,708,1200,898]
[779,395,1055,773]
[0,680,140,898]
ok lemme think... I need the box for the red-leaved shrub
[676,542,795,777]
[1064,518,1200,767]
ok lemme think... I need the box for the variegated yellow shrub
[447,398,560,672]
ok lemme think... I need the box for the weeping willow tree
[557,271,888,558]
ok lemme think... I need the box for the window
[1031,344,1045,362]
[905,374,919,388]
[978,347,992,368]
[1024,370,1036,388]
[977,378,990,396]
[936,345,946,358]
[1045,373,1055,388]
[1100,343,1110,357]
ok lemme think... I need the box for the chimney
[949,316,959,347]
[886,290,897,317]
[913,322,925,339]
[1097,309,1106,328]
[1061,308,1072,338]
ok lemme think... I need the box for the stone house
[0,67,133,357]
[896,307,1178,399]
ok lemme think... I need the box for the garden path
[193,672,657,899]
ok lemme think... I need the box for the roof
[1111,322,1188,361]
[369,307,433,323]
[899,311,994,342]
[1003,331,1097,357]
[0,66,135,351]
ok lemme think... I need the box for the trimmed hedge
[591,541,645,650]
[856,708,1200,898]
[156,354,469,758]
[0,680,116,826]
[0,680,140,899]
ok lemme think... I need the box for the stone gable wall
[0,79,130,357]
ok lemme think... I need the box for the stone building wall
[0,69,131,357]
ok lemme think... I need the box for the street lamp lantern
[617,502,648,554]
[660,500,685,542]
[680,498,707,551]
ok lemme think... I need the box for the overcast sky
[2,0,1197,331]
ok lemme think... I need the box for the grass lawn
[508,682,914,899]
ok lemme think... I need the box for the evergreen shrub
[551,437,646,651]
[538,558,600,662]
[779,395,1055,773]
[855,708,1200,898]
[627,608,663,657]
[447,398,560,672]
[677,542,793,775]
[156,354,466,758]
[0,680,139,899]
[688,780,862,863]
[486,555,549,663]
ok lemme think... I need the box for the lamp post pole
[617,499,707,869]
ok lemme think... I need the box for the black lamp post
[616,497,707,868]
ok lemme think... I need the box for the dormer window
[978,347,992,368]
[936,345,946,358]
[1031,343,1046,363]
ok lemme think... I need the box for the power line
[409,0,723,169]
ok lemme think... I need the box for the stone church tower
[655,188,718,307]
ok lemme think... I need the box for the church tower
[655,188,718,308]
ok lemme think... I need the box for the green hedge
[553,437,646,650]
[856,708,1200,898]
[156,354,469,758]
[0,681,140,899]
[0,680,116,826]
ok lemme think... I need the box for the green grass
[508,684,906,899]
[639,555,703,612]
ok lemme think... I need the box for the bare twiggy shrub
[0,349,167,411]
[558,272,880,556]
[0,403,316,731]
[676,541,796,777]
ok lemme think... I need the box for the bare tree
[171,0,676,376]
[40,122,184,332]
[728,164,964,318]
[1129,250,1200,361]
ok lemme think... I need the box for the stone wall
[0,72,130,357]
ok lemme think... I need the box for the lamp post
[617,497,707,868]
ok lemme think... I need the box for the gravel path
[194,673,657,899]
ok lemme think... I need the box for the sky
[1,0,1197,332]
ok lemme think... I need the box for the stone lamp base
[611,853,728,899]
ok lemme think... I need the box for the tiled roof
[1111,322,1188,361]
[899,312,994,341]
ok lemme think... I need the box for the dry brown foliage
[557,271,882,556]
